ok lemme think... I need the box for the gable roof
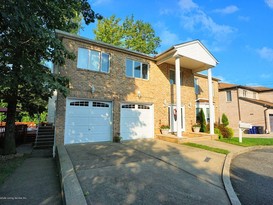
[239,97,273,108]
[155,40,218,72]
[219,82,273,92]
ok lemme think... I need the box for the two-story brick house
[50,30,219,145]
[219,83,273,134]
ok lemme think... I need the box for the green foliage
[94,15,161,54]
[160,125,170,129]
[219,137,273,147]
[198,109,207,132]
[214,128,223,139]
[221,113,229,127]
[0,0,101,154]
[0,155,28,184]
[183,142,230,155]
[217,124,234,139]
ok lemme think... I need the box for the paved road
[230,148,273,205]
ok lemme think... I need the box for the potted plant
[192,123,201,133]
[160,125,170,135]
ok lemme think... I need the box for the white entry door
[65,99,112,144]
[169,105,185,132]
[120,103,154,140]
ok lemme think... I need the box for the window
[93,102,109,107]
[70,101,89,106]
[126,59,149,79]
[170,70,182,85]
[122,104,136,109]
[138,105,150,109]
[243,90,247,97]
[253,92,257,99]
[226,91,232,102]
[194,78,199,94]
[77,48,110,73]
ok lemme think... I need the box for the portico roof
[155,40,218,72]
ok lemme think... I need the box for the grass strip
[183,142,230,155]
[219,137,273,147]
[0,155,28,184]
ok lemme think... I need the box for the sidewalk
[0,144,61,205]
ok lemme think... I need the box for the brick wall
[219,89,240,130]
[54,37,213,144]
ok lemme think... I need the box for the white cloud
[260,73,272,79]
[178,0,198,11]
[159,8,173,15]
[238,16,250,22]
[213,5,239,14]
[177,0,236,46]
[265,0,273,9]
[257,47,273,61]
[155,22,182,48]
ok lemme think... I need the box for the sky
[79,0,273,87]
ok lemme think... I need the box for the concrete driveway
[65,139,230,205]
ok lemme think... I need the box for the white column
[175,56,182,138]
[208,68,214,134]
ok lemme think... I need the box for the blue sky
[80,0,273,87]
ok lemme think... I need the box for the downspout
[264,107,269,133]
[237,89,241,121]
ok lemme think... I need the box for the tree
[94,15,124,46]
[94,15,161,54]
[0,0,102,155]
[221,113,229,127]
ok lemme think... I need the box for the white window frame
[126,59,149,80]
[77,47,110,73]
[226,91,232,102]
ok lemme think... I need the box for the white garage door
[65,99,112,144]
[120,103,154,140]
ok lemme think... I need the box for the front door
[168,105,185,132]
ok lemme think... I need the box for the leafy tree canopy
[0,0,101,154]
[94,15,161,54]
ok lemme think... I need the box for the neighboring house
[219,83,273,134]
[49,30,219,145]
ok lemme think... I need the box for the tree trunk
[3,92,18,155]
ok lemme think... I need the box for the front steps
[34,125,54,149]
[156,132,218,143]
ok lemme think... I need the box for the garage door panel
[65,99,112,144]
[120,104,154,140]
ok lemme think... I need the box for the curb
[56,145,87,205]
[222,146,268,205]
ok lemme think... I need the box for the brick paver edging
[56,145,87,205]
[222,146,273,205]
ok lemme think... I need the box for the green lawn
[183,142,230,155]
[219,137,273,147]
[0,155,28,184]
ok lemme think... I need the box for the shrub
[160,125,170,129]
[214,128,223,139]
[218,124,234,139]
[221,113,229,127]
[199,109,207,132]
